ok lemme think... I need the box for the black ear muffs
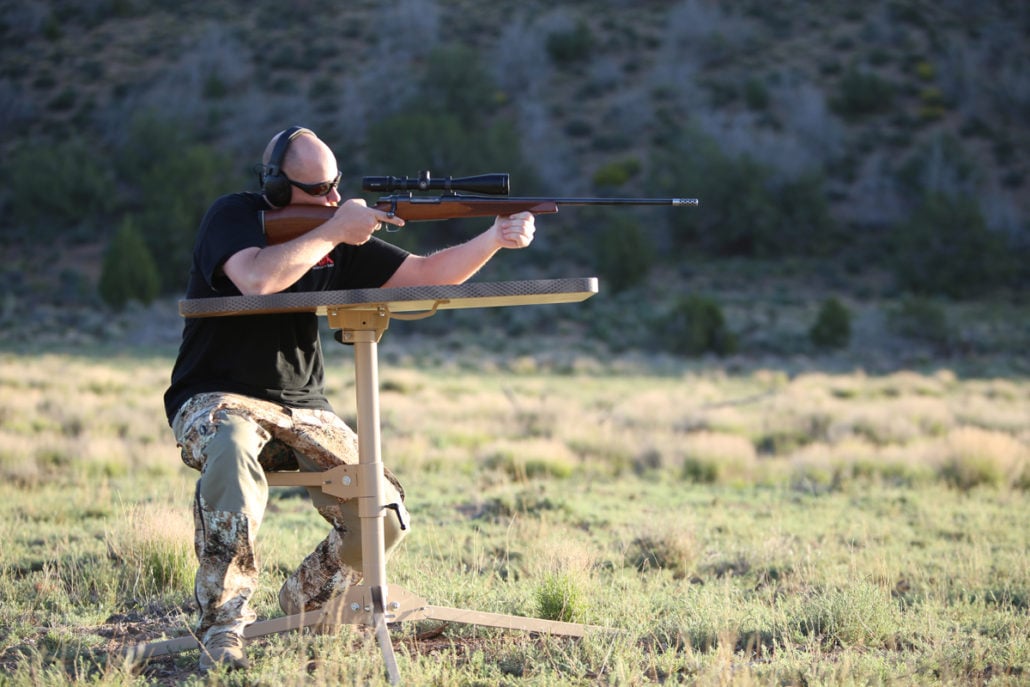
[260,126,310,208]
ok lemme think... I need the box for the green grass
[0,351,1027,685]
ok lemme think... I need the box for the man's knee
[200,413,269,518]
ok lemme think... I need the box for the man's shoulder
[208,191,267,213]
[198,192,267,233]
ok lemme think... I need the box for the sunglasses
[288,171,342,197]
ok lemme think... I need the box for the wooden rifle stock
[261,195,697,245]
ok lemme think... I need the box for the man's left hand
[492,212,536,249]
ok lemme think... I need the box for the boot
[199,630,248,672]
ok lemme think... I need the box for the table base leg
[124,582,595,664]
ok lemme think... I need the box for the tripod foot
[371,586,401,685]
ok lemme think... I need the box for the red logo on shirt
[314,253,334,269]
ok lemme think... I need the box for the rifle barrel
[549,197,699,207]
[385,195,698,206]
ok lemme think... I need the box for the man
[163,126,535,671]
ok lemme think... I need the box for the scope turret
[362,171,510,196]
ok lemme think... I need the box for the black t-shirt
[163,192,409,423]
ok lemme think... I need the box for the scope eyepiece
[362,171,509,196]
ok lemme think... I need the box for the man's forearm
[384,230,501,288]
[224,232,338,295]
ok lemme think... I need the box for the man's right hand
[331,199,405,245]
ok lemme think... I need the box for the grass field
[0,347,1026,686]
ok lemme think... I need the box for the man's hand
[330,199,405,245]
[491,211,535,249]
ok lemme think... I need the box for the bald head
[261,127,341,204]
[263,127,317,171]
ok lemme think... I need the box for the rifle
[261,171,698,244]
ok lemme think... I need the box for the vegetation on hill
[0,0,1026,360]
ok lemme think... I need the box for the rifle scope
[362,171,510,196]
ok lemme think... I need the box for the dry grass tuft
[935,427,1030,490]
[679,431,758,484]
[106,504,195,598]
[478,437,579,480]
[523,526,597,623]
[627,524,699,579]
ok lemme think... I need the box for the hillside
[0,0,1027,365]
[3,1,1026,196]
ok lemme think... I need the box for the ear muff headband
[261,126,310,208]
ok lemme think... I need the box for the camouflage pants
[172,392,409,642]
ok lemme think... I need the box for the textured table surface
[179,277,599,318]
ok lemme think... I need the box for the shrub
[2,136,117,239]
[202,73,229,99]
[479,438,577,481]
[918,86,947,121]
[592,158,642,189]
[937,427,1028,491]
[417,45,499,128]
[564,119,593,138]
[114,113,192,183]
[778,173,838,254]
[655,295,737,356]
[896,134,979,198]
[545,21,593,66]
[809,298,852,349]
[628,528,698,578]
[886,297,952,350]
[592,215,655,293]
[650,128,836,258]
[47,86,77,112]
[366,45,529,177]
[535,571,587,623]
[830,66,894,119]
[114,114,239,292]
[682,456,719,484]
[891,193,1019,298]
[795,582,899,648]
[367,111,465,175]
[744,77,770,110]
[97,216,160,310]
[135,146,237,291]
[680,431,758,483]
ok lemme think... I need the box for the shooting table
[130,277,599,683]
